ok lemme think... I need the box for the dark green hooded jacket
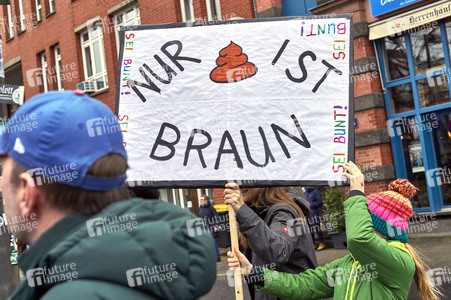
[10,198,216,300]
[255,194,415,300]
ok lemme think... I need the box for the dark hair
[11,154,131,214]
[200,194,209,201]
[131,188,160,200]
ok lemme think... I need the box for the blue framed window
[376,17,451,212]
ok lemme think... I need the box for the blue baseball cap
[0,90,127,191]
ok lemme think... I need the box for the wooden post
[228,205,244,300]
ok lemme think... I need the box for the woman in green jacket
[228,162,442,300]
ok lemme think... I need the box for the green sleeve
[344,195,415,287]
[255,256,349,300]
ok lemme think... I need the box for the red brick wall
[355,108,387,133]
[356,144,394,166]
[353,36,376,60]
[254,0,281,13]
[219,0,255,19]
[365,180,392,196]
[213,188,225,204]
[1,0,255,111]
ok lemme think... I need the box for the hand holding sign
[224,183,245,211]
[343,161,365,194]
[227,247,253,276]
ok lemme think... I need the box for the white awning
[369,0,451,40]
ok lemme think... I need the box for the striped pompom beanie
[367,179,418,243]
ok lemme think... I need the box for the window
[54,45,63,90]
[35,0,42,22]
[379,20,451,113]
[80,23,108,91]
[18,0,26,31]
[40,52,49,92]
[382,34,409,81]
[410,26,445,75]
[377,18,451,211]
[114,4,140,55]
[180,0,194,23]
[6,5,14,38]
[49,0,55,14]
[206,0,221,21]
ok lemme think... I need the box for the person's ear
[18,172,41,216]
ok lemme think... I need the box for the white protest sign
[116,16,354,187]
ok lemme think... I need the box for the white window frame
[178,189,185,208]
[40,52,49,92]
[48,0,55,14]
[80,24,108,92]
[180,0,194,23]
[113,4,140,55]
[206,0,221,21]
[7,5,14,38]
[35,0,42,22]
[18,0,26,31]
[54,45,63,91]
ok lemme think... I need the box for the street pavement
[202,238,451,300]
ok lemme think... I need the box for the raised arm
[343,162,415,287]
[224,183,300,266]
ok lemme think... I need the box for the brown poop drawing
[210,41,257,83]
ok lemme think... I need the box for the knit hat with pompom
[367,179,418,243]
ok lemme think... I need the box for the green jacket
[10,198,216,300]
[256,194,415,300]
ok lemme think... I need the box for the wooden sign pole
[228,205,244,300]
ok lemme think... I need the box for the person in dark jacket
[198,194,221,261]
[224,183,317,300]
[0,91,216,300]
[304,186,325,250]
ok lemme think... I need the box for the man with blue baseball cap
[1,90,216,299]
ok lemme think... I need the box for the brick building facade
[310,0,451,213]
[2,0,449,213]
